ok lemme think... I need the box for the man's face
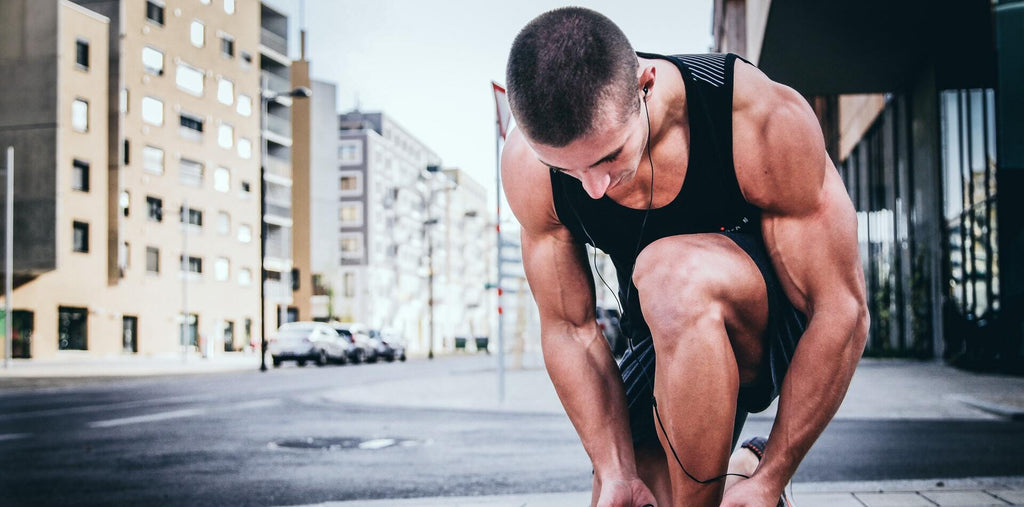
[527,99,647,200]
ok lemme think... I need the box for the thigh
[632,233,769,381]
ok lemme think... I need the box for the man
[500,7,869,507]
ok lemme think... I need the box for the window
[200,0,210,4]
[343,272,355,298]
[217,78,233,105]
[180,112,204,140]
[340,234,362,257]
[218,123,233,149]
[338,140,362,165]
[239,268,252,286]
[75,39,89,69]
[241,51,253,65]
[215,257,230,281]
[120,191,130,217]
[58,306,88,351]
[145,1,164,26]
[339,175,359,191]
[123,139,130,166]
[181,255,203,274]
[142,46,164,75]
[179,158,203,187]
[217,211,230,235]
[120,242,130,271]
[72,99,88,132]
[339,204,362,225]
[241,181,252,194]
[146,246,159,273]
[214,167,230,192]
[190,20,205,47]
[141,96,163,126]
[146,196,163,222]
[238,224,252,243]
[224,0,235,14]
[120,89,128,114]
[176,63,204,96]
[73,221,89,253]
[220,36,235,58]
[236,94,252,117]
[72,159,89,192]
[143,145,164,174]
[180,206,202,227]
[237,138,252,159]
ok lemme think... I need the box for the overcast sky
[264,0,714,210]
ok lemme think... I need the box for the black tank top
[550,52,759,340]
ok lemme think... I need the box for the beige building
[0,0,272,359]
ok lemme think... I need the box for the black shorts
[617,231,808,448]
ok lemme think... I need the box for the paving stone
[855,492,935,506]
[788,492,865,506]
[988,489,1024,505]
[920,490,1010,506]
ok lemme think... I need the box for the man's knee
[633,238,727,333]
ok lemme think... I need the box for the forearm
[755,309,868,490]
[542,324,637,480]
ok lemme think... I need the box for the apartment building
[713,0,1023,370]
[259,2,297,329]
[0,0,274,358]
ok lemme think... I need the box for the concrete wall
[0,0,60,278]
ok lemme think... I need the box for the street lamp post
[259,79,311,372]
[421,165,455,360]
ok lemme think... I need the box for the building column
[995,0,1024,367]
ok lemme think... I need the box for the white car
[269,322,349,367]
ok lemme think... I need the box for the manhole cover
[268,437,422,451]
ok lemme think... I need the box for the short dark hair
[505,7,638,147]
[506,7,639,147]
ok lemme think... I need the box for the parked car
[332,322,376,364]
[373,329,407,362]
[596,307,626,358]
[269,322,349,367]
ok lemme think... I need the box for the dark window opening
[72,159,89,192]
[146,1,165,25]
[73,221,89,253]
[58,306,88,350]
[75,39,89,69]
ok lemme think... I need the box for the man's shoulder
[501,129,563,233]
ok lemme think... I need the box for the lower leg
[651,313,741,506]
[636,440,672,507]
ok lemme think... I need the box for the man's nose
[580,171,610,199]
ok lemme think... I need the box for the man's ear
[638,65,657,99]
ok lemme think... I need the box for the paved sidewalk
[290,476,1024,506]
[0,351,260,388]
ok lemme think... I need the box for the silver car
[269,322,349,367]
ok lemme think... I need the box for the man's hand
[596,478,658,507]
[720,476,783,507]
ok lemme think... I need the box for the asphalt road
[1,359,1022,506]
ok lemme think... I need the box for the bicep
[762,166,866,318]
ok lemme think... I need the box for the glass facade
[940,89,1000,359]
[839,95,932,357]
[838,89,1000,359]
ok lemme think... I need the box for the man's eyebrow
[537,144,625,172]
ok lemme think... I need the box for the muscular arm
[501,130,642,490]
[732,63,870,498]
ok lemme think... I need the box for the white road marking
[87,398,281,428]
[358,438,396,450]
[89,408,206,428]
[0,433,31,442]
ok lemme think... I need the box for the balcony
[261,71,291,97]
[265,201,291,222]
[260,27,288,58]
[263,154,291,180]
[265,113,291,139]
